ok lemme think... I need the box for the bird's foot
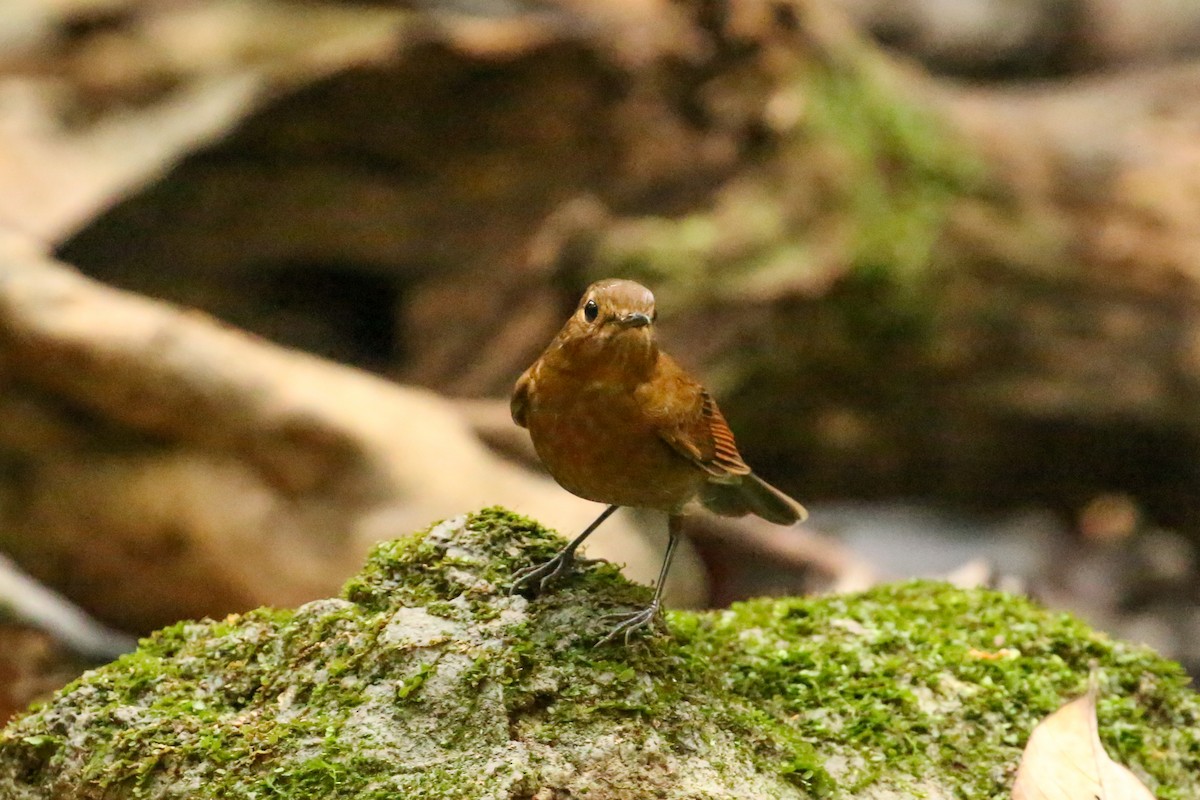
[510,550,607,596]
[594,603,663,646]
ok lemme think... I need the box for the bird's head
[553,279,659,371]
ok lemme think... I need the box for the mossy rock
[1,508,1197,799]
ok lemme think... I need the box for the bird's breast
[525,372,703,511]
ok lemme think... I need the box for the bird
[510,278,807,644]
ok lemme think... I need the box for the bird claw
[594,604,662,646]
[510,550,594,596]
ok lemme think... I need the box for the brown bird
[510,278,807,643]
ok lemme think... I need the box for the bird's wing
[638,355,750,480]
[511,367,533,429]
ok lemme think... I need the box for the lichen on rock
[1,508,1197,799]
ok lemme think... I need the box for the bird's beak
[618,312,652,329]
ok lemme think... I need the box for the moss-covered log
[1,509,1197,799]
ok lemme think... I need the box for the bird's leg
[511,505,619,595]
[596,514,682,646]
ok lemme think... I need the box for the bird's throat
[549,330,658,386]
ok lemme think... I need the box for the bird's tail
[700,473,807,525]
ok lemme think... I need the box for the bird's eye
[651,308,658,322]
[584,299,599,322]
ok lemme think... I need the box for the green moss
[1,509,1196,800]
[341,507,557,612]
[681,583,1200,798]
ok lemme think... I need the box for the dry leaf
[1012,675,1155,799]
